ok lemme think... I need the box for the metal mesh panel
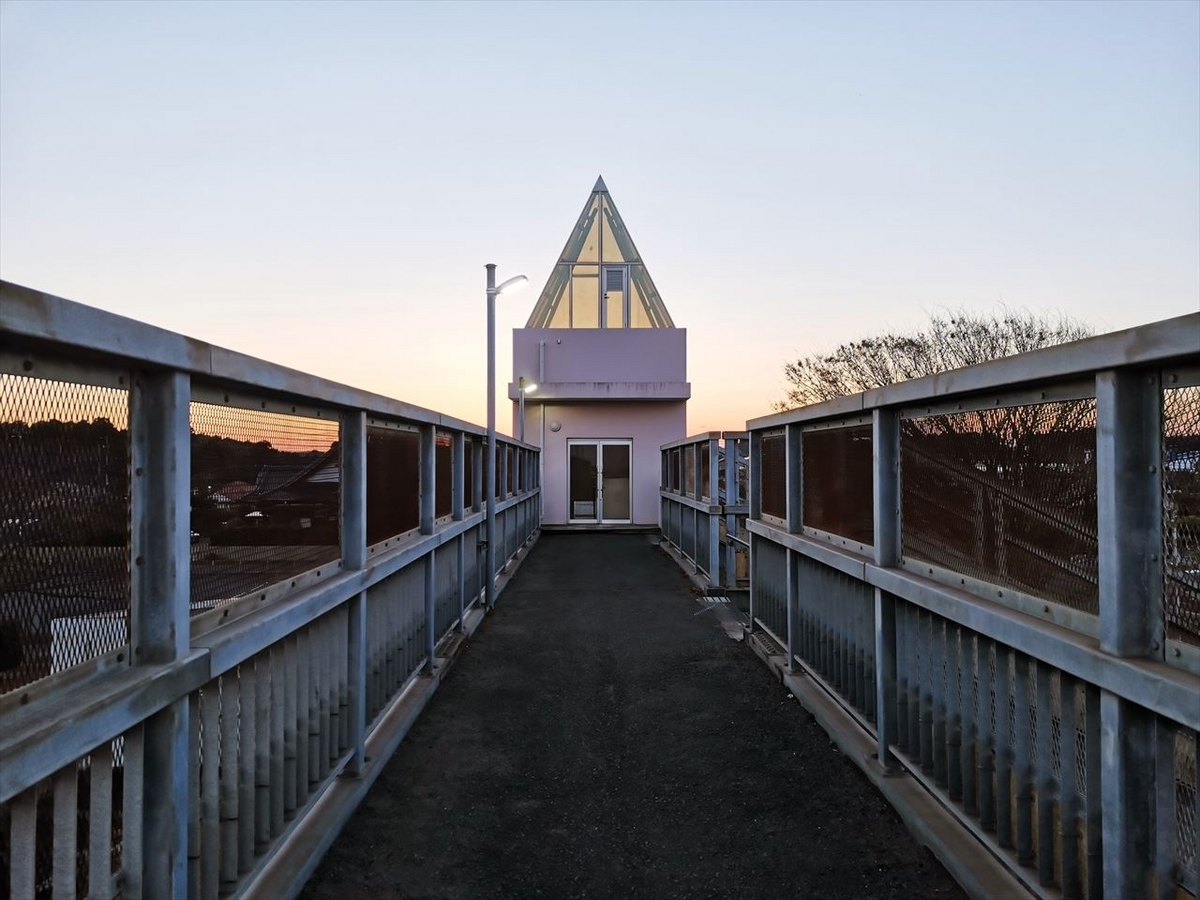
[435,432,453,518]
[684,446,696,498]
[670,448,680,491]
[190,404,339,612]
[760,433,786,520]
[463,440,476,509]
[802,425,874,544]
[365,426,419,545]
[1163,385,1200,645]
[901,400,1099,615]
[700,443,711,500]
[0,374,130,696]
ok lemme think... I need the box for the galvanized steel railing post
[1096,368,1163,899]
[748,430,763,632]
[785,424,804,671]
[708,437,720,584]
[452,432,467,632]
[130,370,192,900]
[341,411,368,776]
[419,425,437,669]
[872,408,900,768]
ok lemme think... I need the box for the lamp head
[495,274,528,296]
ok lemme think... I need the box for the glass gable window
[525,176,675,330]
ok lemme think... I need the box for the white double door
[568,439,631,523]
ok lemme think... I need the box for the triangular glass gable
[525,176,675,329]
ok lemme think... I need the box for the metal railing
[744,314,1200,900]
[659,432,748,592]
[0,281,541,899]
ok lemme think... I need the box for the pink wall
[518,400,686,526]
[511,328,687,390]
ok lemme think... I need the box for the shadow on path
[302,533,964,900]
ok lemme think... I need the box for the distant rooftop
[525,176,675,329]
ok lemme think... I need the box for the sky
[1,0,1197,435]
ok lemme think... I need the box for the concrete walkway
[302,534,964,900]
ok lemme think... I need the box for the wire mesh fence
[0,373,130,697]
[760,432,786,520]
[365,425,419,546]
[189,403,340,613]
[901,399,1099,616]
[801,425,874,544]
[1163,384,1200,645]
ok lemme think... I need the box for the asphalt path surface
[302,533,965,900]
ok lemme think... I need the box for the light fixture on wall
[485,264,527,610]
[518,377,537,443]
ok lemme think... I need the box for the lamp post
[486,264,527,610]
[518,376,538,443]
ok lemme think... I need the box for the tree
[777,309,1092,410]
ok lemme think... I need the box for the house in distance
[510,177,689,527]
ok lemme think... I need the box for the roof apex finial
[593,175,607,192]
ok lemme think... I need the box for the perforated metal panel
[802,425,874,544]
[901,400,1098,615]
[0,374,130,695]
[760,433,786,520]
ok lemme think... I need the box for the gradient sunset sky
[1,0,1197,434]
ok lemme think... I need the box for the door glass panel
[601,444,631,521]
[569,444,598,519]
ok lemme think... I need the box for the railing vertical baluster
[1014,654,1034,867]
[238,664,256,874]
[995,646,1013,849]
[283,637,298,814]
[89,742,115,900]
[931,616,947,787]
[1036,662,1055,886]
[1154,718,1177,900]
[122,723,145,900]
[946,626,962,802]
[10,791,36,900]
[295,629,310,801]
[51,763,78,900]
[786,548,800,674]
[895,602,910,755]
[918,611,933,775]
[960,632,977,815]
[188,694,201,898]
[977,638,996,833]
[270,644,285,834]
[200,685,220,900]
[1085,684,1102,900]
[219,675,239,893]
[1060,676,1082,900]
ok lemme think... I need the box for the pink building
[509,177,689,527]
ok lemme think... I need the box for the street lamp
[518,376,538,443]
[486,264,527,610]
